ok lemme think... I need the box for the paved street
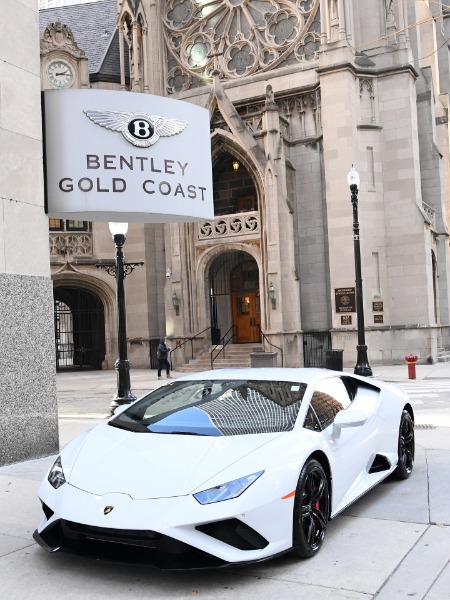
[1,364,449,599]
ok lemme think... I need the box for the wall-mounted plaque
[373,301,384,312]
[335,288,356,313]
[341,315,352,325]
[374,314,384,324]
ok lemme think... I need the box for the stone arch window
[230,259,260,293]
[212,152,258,216]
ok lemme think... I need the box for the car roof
[174,368,335,386]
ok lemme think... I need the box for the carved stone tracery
[198,211,260,240]
[210,88,322,141]
[164,0,321,92]
[50,233,93,258]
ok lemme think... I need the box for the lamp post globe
[109,222,128,237]
[347,165,360,187]
[347,167,372,377]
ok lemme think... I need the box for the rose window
[163,0,320,90]
[267,11,299,46]
[295,32,320,62]
[185,35,211,68]
[167,66,192,92]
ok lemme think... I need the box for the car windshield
[109,379,308,436]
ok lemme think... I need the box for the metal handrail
[257,324,284,367]
[210,325,236,370]
[168,326,211,370]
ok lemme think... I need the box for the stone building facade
[39,0,450,372]
[1,0,58,466]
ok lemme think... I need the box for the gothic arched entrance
[53,286,105,371]
[209,251,261,344]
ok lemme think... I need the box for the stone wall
[0,0,59,466]
[0,275,58,465]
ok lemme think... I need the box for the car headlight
[193,471,264,505]
[48,456,66,489]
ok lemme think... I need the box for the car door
[305,376,381,515]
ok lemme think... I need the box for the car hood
[67,422,282,500]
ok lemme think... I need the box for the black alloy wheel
[392,409,415,480]
[292,458,330,558]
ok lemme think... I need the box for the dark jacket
[157,339,169,360]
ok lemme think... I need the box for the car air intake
[196,519,268,550]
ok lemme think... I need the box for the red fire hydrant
[405,355,418,380]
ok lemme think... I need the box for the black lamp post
[96,222,144,413]
[347,166,373,377]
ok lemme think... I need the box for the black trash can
[326,349,344,371]
[211,328,221,345]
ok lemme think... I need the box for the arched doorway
[231,260,261,342]
[53,287,105,371]
[209,251,261,344]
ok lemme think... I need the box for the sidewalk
[371,360,450,382]
[1,364,449,599]
[55,361,450,420]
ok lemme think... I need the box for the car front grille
[63,521,161,548]
[38,519,226,569]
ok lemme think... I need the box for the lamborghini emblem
[84,109,188,148]
[104,506,114,515]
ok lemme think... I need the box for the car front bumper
[34,478,294,569]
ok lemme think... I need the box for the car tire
[292,458,330,559]
[392,409,415,480]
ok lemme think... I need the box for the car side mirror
[111,404,129,417]
[333,409,368,432]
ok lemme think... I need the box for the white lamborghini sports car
[34,368,414,569]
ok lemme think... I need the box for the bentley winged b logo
[83,109,188,148]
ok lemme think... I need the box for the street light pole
[96,223,144,413]
[347,167,373,377]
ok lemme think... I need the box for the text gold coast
[57,154,208,200]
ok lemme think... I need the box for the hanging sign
[43,89,213,223]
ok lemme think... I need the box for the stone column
[320,0,329,44]
[142,26,149,92]
[143,0,165,95]
[118,22,126,91]
[0,0,59,466]
[132,19,140,91]
[262,86,301,339]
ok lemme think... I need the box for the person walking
[157,337,171,380]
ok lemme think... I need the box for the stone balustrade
[49,233,93,257]
[197,211,260,241]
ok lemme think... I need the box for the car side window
[304,405,322,431]
[306,378,352,430]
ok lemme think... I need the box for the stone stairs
[175,343,263,373]
[437,347,450,362]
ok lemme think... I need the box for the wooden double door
[232,292,261,343]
